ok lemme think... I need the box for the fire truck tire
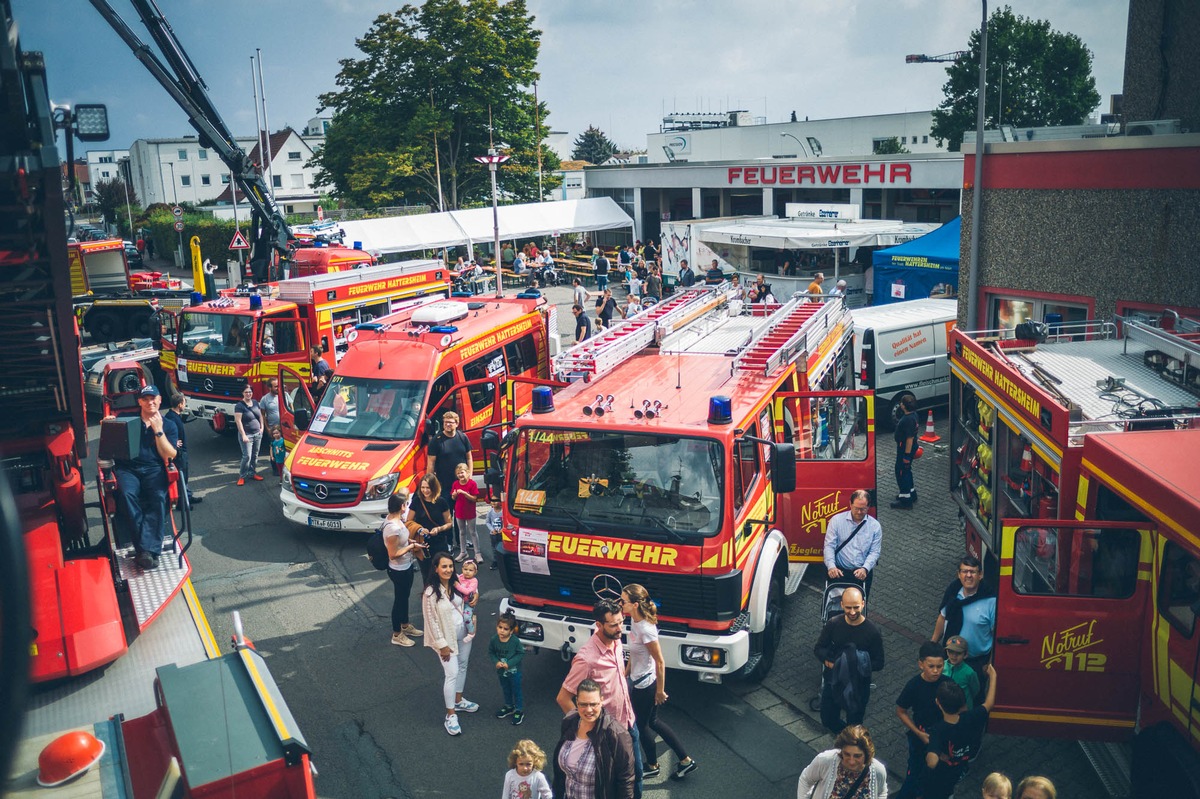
[743,577,783,682]
[85,311,125,344]
[1131,723,1200,798]
[128,310,152,339]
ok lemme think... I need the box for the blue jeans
[596,273,608,291]
[628,720,644,798]
[498,669,523,710]
[114,463,168,555]
[240,431,262,478]
[895,732,927,799]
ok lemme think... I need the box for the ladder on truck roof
[553,286,734,382]
[732,298,851,378]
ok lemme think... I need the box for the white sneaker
[454,699,479,713]
[444,714,461,735]
[391,632,414,647]
[474,553,484,564]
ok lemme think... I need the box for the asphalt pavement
[71,275,1107,797]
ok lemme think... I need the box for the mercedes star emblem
[591,573,624,602]
[314,483,329,500]
[203,378,214,392]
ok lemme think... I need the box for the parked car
[124,241,144,268]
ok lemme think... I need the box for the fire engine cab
[948,310,1200,795]
[157,260,449,432]
[487,286,875,681]
[279,291,559,533]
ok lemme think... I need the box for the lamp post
[967,0,987,329]
[475,148,510,297]
[905,0,987,328]
[779,132,810,158]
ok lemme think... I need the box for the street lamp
[906,1,987,328]
[779,132,810,158]
[474,148,510,298]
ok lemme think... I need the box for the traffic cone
[919,410,940,442]
[1019,444,1033,474]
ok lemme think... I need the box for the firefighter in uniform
[112,385,178,570]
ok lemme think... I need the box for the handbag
[404,516,428,561]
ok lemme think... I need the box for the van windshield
[508,429,724,537]
[179,312,254,363]
[308,375,428,441]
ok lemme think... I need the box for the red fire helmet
[37,730,106,787]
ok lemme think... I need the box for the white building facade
[84,148,129,203]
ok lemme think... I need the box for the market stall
[870,216,960,305]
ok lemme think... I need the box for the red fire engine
[279,290,558,532]
[486,286,875,680]
[157,260,450,432]
[948,310,1200,793]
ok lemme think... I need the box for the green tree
[930,6,1101,152]
[93,177,139,232]
[872,137,910,155]
[313,0,560,210]
[570,126,618,164]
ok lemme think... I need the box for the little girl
[501,739,552,799]
[269,426,286,476]
[450,462,482,563]
[455,559,479,642]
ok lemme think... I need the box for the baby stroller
[532,262,560,287]
[809,576,871,712]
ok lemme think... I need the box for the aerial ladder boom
[86,0,296,277]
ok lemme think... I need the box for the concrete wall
[1122,0,1200,132]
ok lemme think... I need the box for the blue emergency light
[249,294,263,310]
[531,386,555,414]
[707,395,733,425]
[190,291,203,306]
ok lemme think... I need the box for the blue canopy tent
[871,217,960,305]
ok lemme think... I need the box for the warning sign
[229,230,250,250]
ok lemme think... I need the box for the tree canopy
[873,137,910,155]
[930,6,1101,152]
[570,126,617,164]
[94,177,138,230]
[312,0,560,210]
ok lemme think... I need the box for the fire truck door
[1152,541,1200,738]
[277,366,316,449]
[991,519,1150,740]
[773,390,875,563]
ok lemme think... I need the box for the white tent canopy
[697,218,939,250]
[336,197,634,256]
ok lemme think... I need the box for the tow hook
[560,643,573,662]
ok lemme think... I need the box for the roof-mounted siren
[411,301,470,327]
[583,394,615,417]
[249,294,263,311]
[531,385,555,414]
[707,396,733,425]
[634,399,666,419]
[190,291,203,306]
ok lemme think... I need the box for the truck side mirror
[294,407,311,431]
[149,313,163,350]
[485,461,504,498]
[771,443,796,494]
[480,428,501,456]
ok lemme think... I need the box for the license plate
[308,516,342,530]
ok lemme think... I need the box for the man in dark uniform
[113,385,178,570]
[891,395,919,509]
[426,410,473,556]
[165,393,201,506]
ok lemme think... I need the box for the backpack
[366,523,389,570]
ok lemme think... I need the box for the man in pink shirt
[557,599,643,797]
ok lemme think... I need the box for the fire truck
[278,290,559,532]
[486,286,875,680]
[157,260,450,432]
[948,311,1200,794]
[69,237,198,343]
[2,2,316,794]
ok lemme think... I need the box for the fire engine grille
[294,477,362,506]
[505,559,741,621]
[187,374,248,398]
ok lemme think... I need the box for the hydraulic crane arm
[86,0,291,275]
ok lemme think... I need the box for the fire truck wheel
[128,310,152,339]
[86,311,125,344]
[743,577,783,682]
[1131,723,1200,798]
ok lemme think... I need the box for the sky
[14,0,1130,156]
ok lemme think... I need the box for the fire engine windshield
[308,375,428,441]
[508,429,723,537]
[178,312,253,362]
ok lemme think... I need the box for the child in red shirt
[450,462,482,563]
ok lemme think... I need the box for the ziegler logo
[1041,619,1106,672]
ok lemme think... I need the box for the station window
[177,149,188,160]
[272,175,282,188]
[198,149,208,160]
[201,175,211,186]
[987,296,1089,333]
[180,175,191,187]
[288,151,302,161]
[1012,525,1139,598]
[1158,543,1199,637]
[221,174,231,184]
